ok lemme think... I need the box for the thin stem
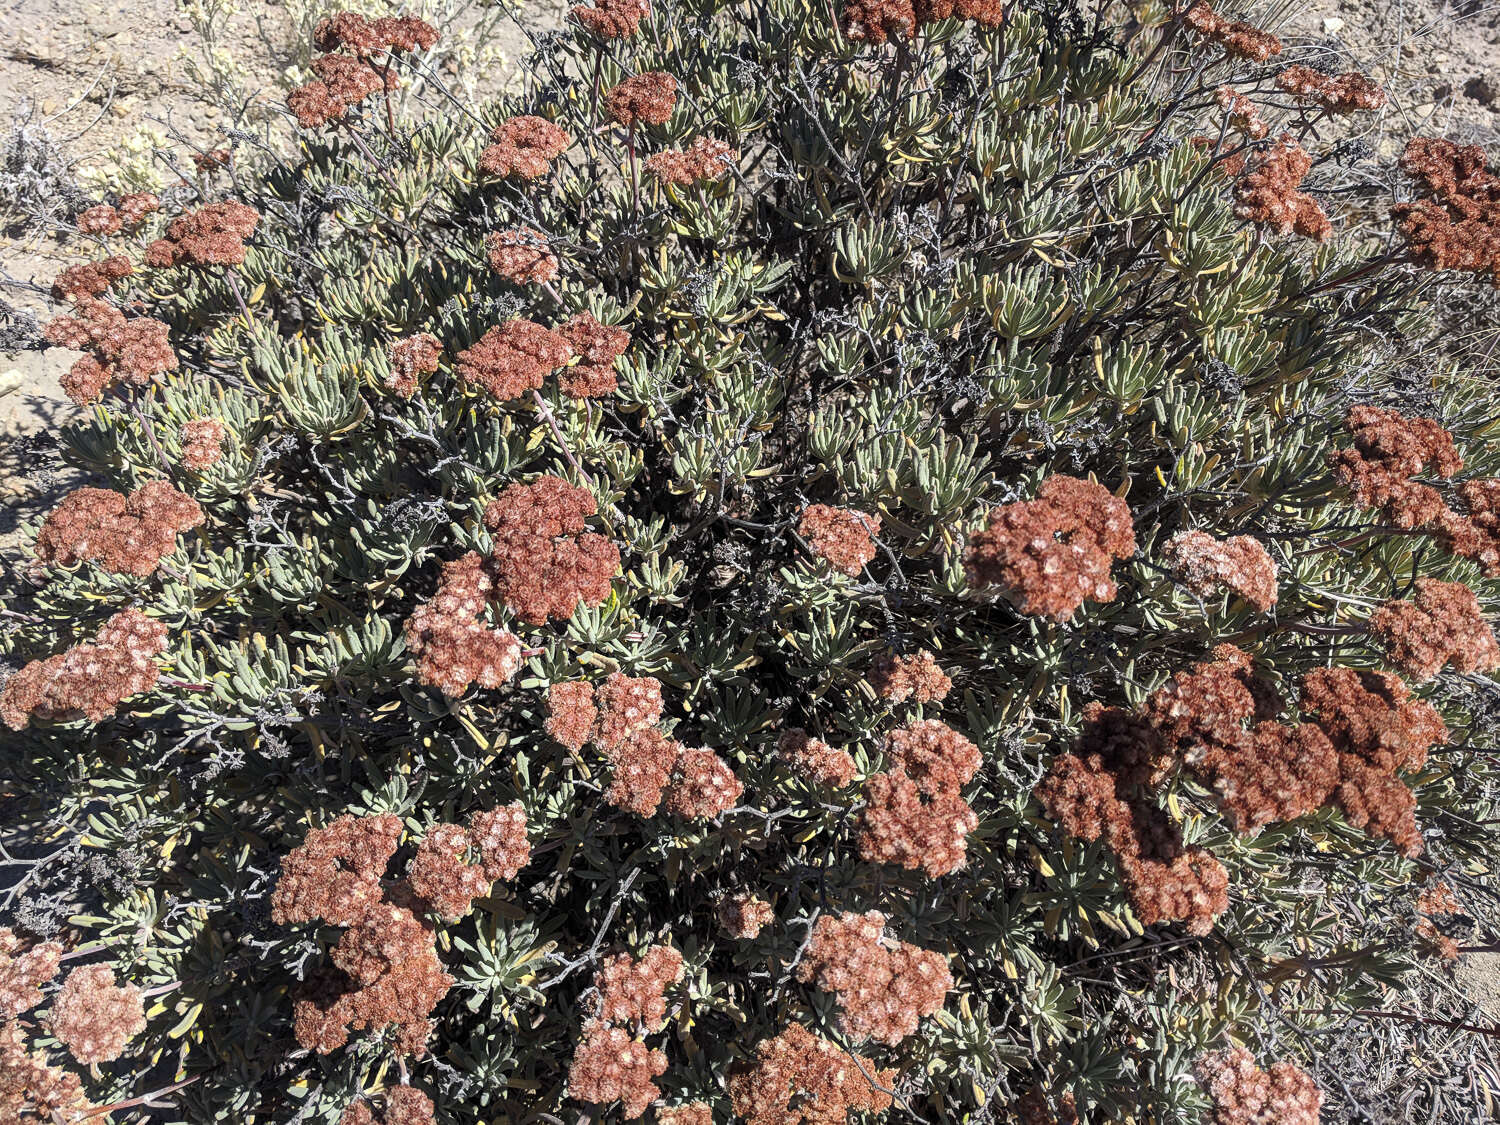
[531,390,593,487]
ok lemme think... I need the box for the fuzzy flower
[1369,577,1500,681]
[727,1022,895,1125]
[663,746,743,819]
[1181,1,1282,61]
[313,12,440,55]
[1393,136,1500,287]
[180,417,228,470]
[657,1106,712,1125]
[1195,1048,1322,1125]
[964,475,1135,620]
[593,673,665,752]
[1415,881,1462,960]
[486,226,560,285]
[1232,136,1331,241]
[76,204,121,235]
[144,201,260,268]
[0,929,62,1020]
[44,296,177,405]
[1162,531,1278,611]
[288,54,395,128]
[558,312,630,398]
[843,0,916,42]
[605,728,682,815]
[270,813,404,928]
[797,910,952,1045]
[594,944,683,1031]
[869,651,952,704]
[604,72,677,129]
[387,333,441,398]
[546,680,599,750]
[48,965,145,1064]
[799,504,881,577]
[915,0,1006,26]
[468,803,531,881]
[340,1086,435,1125]
[778,728,858,787]
[407,823,491,921]
[1275,65,1387,112]
[479,115,571,179]
[456,319,574,401]
[482,476,620,624]
[0,608,168,731]
[1215,87,1269,139]
[568,1019,667,1118]
[403,552,522,698]
[718,892,775,939]
[644,136,737,186]
[50,256,133,301]
[1328,405,1461,530]
[858,771,978,878]
[571,0,651,40]
[1187,721,1339,835]
[117,192,160,228]
[882,719,980,795]
[0,1021,92,1123]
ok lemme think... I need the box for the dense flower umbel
[604,72,678,128]
[1163,531,1278,611]
[0,929,61,1019]
[479,115,571,180]
[387,333,441,398]
[664,746,744,818]
[868,650,952,703]
[47,965,146,1065]
[288,54,396,128]
[456,318,574,400]
[1195,1047,1322,1125]
[486,226,560,285]
[1369,577,1500,681]
[718,892,775,938]
[144,201,260,268]
[270,813,403,928]
[403,552,522,697]
[558,312,631,398]
[657,1105,712,1125]
[482,475,620,624]
[778,727,859,787]
[340,1085,436,1125]
[0,1021,92,1123]
[1275,65,1387,112]
[964,475,1135,620]
[407,806,530,919]
[313,12,440,54]
[1181,1,1281,60]
[180,417,228,470]
[571,0,652,39]
[567,1019,667,1118]
[1393,136,1500,286]
[1329,405,1462,530]
[796,910,952,1045]
[593,945,683,1030]
[77,204,122,235]
[842,0,1004,43]
[1215,87,1269,140]
[591,673,665,751]
[799,504,881,576]
[116,192,159,228]
[1232,137,1331,241]
[44,296,177,405]
[859,720,982,876]
[0,608,168,731]
[51,255,132,301]
[644,136,737,186]
[727,1022,895,1125]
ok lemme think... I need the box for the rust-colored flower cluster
[727,1022,894,1125]
[290,13,438,128]
[77,203,122,235]
[483,475,620,624]
[800,504,881,577]
[387,333,441,398]
[479,115,571,180]
[568,1020,668,1118]
[0,930,61,1020]
[868,650,951,704]
[718,892,775,938]
[858,720,981,877]
[778,727,858,787]
[1194,1048,1322,1125]
[1232,136,1331,241]
[1215,87,1269,140]
[964,475,1135,620]
[1162,531,1278,611]
[657,1105,712,1125]
[796,910,951,1045]
[180,417,228,471]
[1414,880,1462,961]
[457,318,574,401]
[1181,1,1281,61]
[1275,65,1387,112]
[644,136,737,186]
[1,608,168,731]
[1392,136,1500,286]
[593,945,683,1030]
[559,312,631,398]
[0,1021,91,1123]
[404,552,522,697]
[47,965,145,1065]
[35,480,202,576]
[572,0,651,39]
[1369,577,1500,681]
[486,226,560,285]
[118,192,160,228]
[604,72,678,129]
[407,802,533,921]
[842,0,1005,44]
[51,255,132,301]
[341,1086,435,1125]
[663,745,745,818]
[44,295,177,405]
[314,12,440,55]
[144,201,260,268]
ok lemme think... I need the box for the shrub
[4,1,1500,1121]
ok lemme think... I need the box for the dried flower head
[457,319,573,401]
[44,296,177,404]
[482,476,620,624]
[76,204,121,235]
[180,417,228,471]
[144,201,260,268]
[858,771,978,877]
[0,608,168,731]
[571,0,652,40]
[799,504,881,577]
[1195,1048,1322,1125]
[270,813,404,928]
[964,475,1135,620]
[288,55,393,128]
[1328,405,1461,529]
[48,965,145,1064]
[1215,87,1269,139]
[479,115,571,180]
[340,1086,435,1125]
[843,0,917,42]
[313,12,439,55]
[657,1105,712,1125]
[663,746,744,819]
[558,312,630,398]
[1392,137,1500,286]
[407,823,492,921]
[0,1021,92,1123]
[404,552,522,697]
[594,944,683,1031]
[1182,1,1282,60]
[727,1022,895,1125]
[1188,721,1339,835]
[0,929,62,1020]
[593,673,665,752]
[915,0,1006,26]
[387,334,441,398]
[51,256,132,302]
[882,719,981,795]
[605,728,682,815]
[644,136,738,186]
[117,192,160,228]
[797,910,952,1045]
[869,650,952,703]
[1162,531,1278,611]
[1369,577,1500,681]
[1275,65,1387,112]
[778,727,858,787]
[1233,136,1331,241]
[604,72,678,129]
[718,892,775,939]
[467,803,531,882]
[486,226,560,285]
[546,680,599,750]
[568,1019,667,1118]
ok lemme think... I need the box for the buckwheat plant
[4,1,1500,1122]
